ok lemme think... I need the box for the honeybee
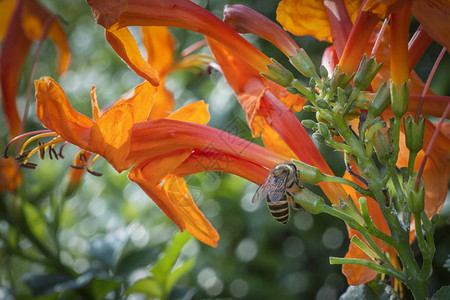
[252,162,303,224]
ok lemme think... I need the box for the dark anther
[38,141,45,160]
[346,163,369,187]
[59,143,66,159]
[358,111,367,131]
[87,168,103,177]
[15,150,31,160]
[70,164,85,169]
[48,146,53,159]
[19,162,38,169]
[50,146,59,160]
[79,153,87,163]
[348,125,359,139]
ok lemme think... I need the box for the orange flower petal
[163,174,219,247]
[1,0,31,137]
[87,0,271,73]
[166,100,209,125]
[412,0,450,50]
[21,0,71,75]
[129,164,186,231]
[141,26,175,76]
[363,0,404,18]
[277,0,333,42]
[35,77,93,148]
[115,80,158,123]
[105,27,159,86]
[339,9,379,75]
[277,0,361,45]
[148,80,175,120]
[0,0,15,40]
[89,103,134,169]
[129,163,219,247]
[0,156,22,192]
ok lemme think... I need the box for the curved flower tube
[28,76,289,247]
[0,0,70,137]
[87,0,271,83]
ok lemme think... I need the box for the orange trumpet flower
[9,76,289,247]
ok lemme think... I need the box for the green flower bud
[330,66,354,92]
[302,105,317,113]
[353,55,382,91]
[261,58,294,87]
[405,177,425,214]
[291,159,324,185]
[354,92,370,109]
[318,122,330,139]
[312,132,327,144]
[291,187,325,215]
[373,127,391,165]
[289,48,318,79]
[316,99,330,110]
[301,119,317,129]
[368,82,390,118]
[390,80,410,118]
[404,114,425,153]
[320,65,329,79]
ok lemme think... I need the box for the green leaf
[23,202,54,249]
[339,281,400,300]
[432,285,450,300]
[152,232,192,284]
[115,247,159,276]
[166,258,195,293]
[90,278,122,299]
[125,277,163,298]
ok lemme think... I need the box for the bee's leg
[287,192,303,211]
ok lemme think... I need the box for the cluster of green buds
[262,47,436,300]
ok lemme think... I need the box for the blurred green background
[1,0,449,299]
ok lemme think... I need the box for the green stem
[382,117,401,186]
[321,174,372,197]
[330,257,404,280]
[408,152,418,176]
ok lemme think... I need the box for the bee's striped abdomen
[266,195,290,224]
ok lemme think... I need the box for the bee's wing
[252,181,268,204]
[265,173,288,203]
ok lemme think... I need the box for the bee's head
[272,162,297,176]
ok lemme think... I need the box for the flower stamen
[20,136,65,165]
[87,154,103,177]
[2,130,52,158]
[19,132,58,157]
